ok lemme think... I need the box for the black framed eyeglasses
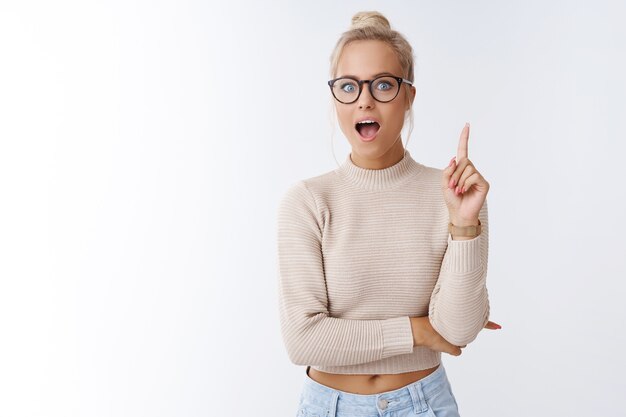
[327,74,413,104]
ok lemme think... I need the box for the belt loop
[408,381,427,414]
[327,391,339,417]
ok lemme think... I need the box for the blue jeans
[297,363,461,417]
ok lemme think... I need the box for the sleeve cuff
[442,232,485,273]
[381,316,414,358]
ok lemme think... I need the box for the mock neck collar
[337,149,424,191]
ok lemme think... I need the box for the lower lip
[356,127,379,142]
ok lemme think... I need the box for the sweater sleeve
[428,198,490,347]
[277,180,415,367]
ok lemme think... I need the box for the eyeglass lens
[331,76,400,103]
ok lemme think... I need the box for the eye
[376,82,392,91]
[340,83,357,93]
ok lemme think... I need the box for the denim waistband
[300,363,449,416]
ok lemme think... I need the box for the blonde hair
[328,11,416,166]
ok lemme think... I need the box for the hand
[484,320,502,330]
[410,316,464,356]
[410,316,502,356]
[442,123,490,224]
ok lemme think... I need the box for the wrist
[410,317,424,347]
[449,216,481,240]
[450,233,475,241]
[449,216,479,227]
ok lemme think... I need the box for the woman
[277,10,502,417]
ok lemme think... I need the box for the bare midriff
[307,364,440,395]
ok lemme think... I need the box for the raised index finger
[457,122,470,161]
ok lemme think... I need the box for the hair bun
[350,11,391,30]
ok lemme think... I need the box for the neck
[349,141,406,170]
[336,147,424,191]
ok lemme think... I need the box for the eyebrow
[339,71,396,79]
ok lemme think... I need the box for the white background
[1,1,625,416]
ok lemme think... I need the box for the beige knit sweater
[276,149,490,374]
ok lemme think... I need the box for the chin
[352,139,391,155]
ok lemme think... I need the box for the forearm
[280,311,415,367]
[429,202,490,346]
[428,267,490,346]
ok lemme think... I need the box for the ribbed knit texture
[276,149,490,374]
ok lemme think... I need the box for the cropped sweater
[276,149,490,374]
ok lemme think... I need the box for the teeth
[357,120,377,124]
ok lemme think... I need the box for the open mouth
[355,121,381,139]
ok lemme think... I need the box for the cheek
[337,109,353,132]
[382,108,405,132]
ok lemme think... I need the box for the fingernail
[465,122,470,128]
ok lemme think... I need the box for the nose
[357,81,375,109]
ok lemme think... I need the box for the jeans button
[378,398,388,409]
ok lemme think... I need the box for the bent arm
[277,181,415,367]
[428,199,490,346]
